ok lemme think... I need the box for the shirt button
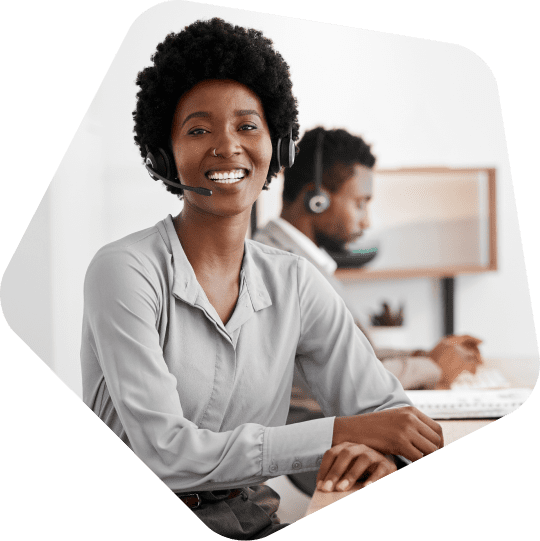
[292,461,302,470]
[269,464,278,473]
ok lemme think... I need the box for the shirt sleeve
[294,257,414,417]
[83,248,332,492]
[382,357,443,390]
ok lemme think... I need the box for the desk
[305,418,492,516]
[304,357,537,516]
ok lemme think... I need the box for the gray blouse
[81,215,411,493]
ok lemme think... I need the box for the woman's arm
[82,246,333,493]
[332,407,443,462]
[294,258,443,462]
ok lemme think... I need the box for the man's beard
[314,230,348,254]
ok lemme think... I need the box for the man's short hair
[282,126,376,203]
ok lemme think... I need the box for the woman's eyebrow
[236,109,261,118]
[181,109,261,128]
[181,111,210,127]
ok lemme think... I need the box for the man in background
[254,127,481,494]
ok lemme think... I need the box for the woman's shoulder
[86,221,171,282]
[246,239,327,285]
[246,238,303,273]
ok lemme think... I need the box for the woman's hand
[316,443,397,493]
[333,406,444,462]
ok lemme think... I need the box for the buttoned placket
[162,213,275,436]
[173,263,266,426]
[188,275,257,431]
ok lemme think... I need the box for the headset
[303,131,331,214]
[144,128,296,196]
[145,146,212,196]
[275,128,296,172]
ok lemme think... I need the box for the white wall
[2,0,537,395]
[1,189,54,367]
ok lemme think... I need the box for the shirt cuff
[262,416,335,477]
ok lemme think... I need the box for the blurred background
[3,0,536,386]
[1,0,538,522]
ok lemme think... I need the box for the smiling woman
[170,79,275,326]
[81,17,442,539]
[171,79,273,217]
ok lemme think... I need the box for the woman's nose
[213,130,241,158]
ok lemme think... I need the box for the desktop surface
[305,357,538,517]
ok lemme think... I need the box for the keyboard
[405,388,533,419]
[450,367,511,390]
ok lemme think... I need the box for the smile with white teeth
[206,169,247,184]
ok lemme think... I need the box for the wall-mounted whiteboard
[338,167,497,281]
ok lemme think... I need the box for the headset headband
[314,131,325,196]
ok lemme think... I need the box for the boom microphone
[145,163,213,196]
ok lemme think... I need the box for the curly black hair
[282,126,376,203]
[133,18,299,197]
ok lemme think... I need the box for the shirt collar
[160,215,272,312]
[159,215,200,305]
[242,242,273,312]
[273,217,338,275]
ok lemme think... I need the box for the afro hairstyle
[133,17,299,197]
[282,126,376,204]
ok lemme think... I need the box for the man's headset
[303,131,331,214]
[144,129,296,196]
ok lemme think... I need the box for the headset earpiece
[143,145,212,196]
[276,128,296,170]
[304,190,331,214]
[145,145,175,181]
[304,130,331,214]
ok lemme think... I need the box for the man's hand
[429,335,483,389]
[316,443,397,493]
[333,406,444,462]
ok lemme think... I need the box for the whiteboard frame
[335,167,497,282]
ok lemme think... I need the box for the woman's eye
[240,124,257,131]
[188,128,208,135]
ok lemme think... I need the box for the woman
[81,18,443,539]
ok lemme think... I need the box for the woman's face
[170,79,273,217]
